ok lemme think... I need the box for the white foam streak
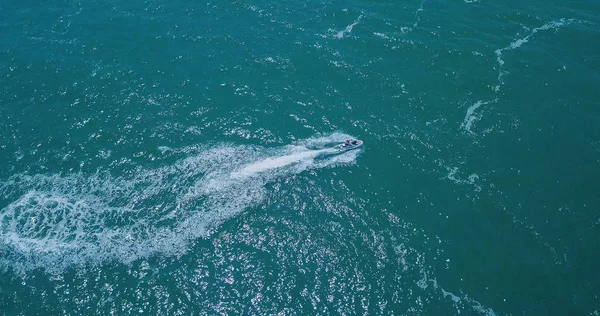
[494,18,574,92]
[398,0,426,34]
[460,100,496,134]
[423,274,497,316]
[335,15,362,39]
[462,19,574,135]
[234,149,321,177]
[413,1,425,29]
[461,101,484,133]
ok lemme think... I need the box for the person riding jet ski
[344,139,360,146]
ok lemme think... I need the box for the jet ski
[337,139,363,152]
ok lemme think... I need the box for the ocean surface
[1,0,599,314]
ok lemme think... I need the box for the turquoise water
[1,0,599,314]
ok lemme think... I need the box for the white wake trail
[0,133,359,273]
[231,148,337,178]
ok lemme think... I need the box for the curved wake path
[461,18,577,135]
